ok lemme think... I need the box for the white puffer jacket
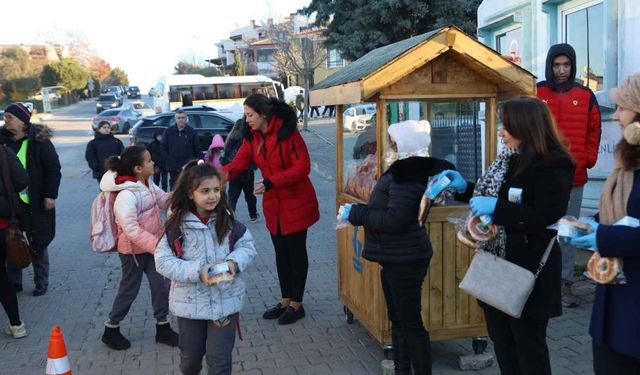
[100,171,171,254]
[154,213,256,321]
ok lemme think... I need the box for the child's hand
[226,260,238,277]
[200,264,216,286]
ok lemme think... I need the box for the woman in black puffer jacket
[344,120,454,375]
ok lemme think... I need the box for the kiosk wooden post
[311,26,536,353]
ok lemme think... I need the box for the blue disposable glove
[442,170,468,193]
[469,196,498,217]
[337,203,353,222]
[570,219,599,250]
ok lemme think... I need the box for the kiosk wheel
[343,306,354,324]
[472,337,488,354]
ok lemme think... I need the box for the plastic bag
[546,215,593,245]
[418,175,455,226]
[448,212,497,248]
[336,204,351,230]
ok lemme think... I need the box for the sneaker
[278,305,305,325]
[249,214,260,223]
[561,281,579,308]
[102,325,131,350]
[4,321,27,339]
[155,322,178,347]
[262,303,287,320]
[33,287,47,296]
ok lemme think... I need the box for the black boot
[155,323,179,347]
[405,330,432,375]
[102,326,131,350]
[392,329,411,375]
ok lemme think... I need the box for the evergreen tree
[300,0,481,61]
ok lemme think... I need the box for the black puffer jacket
[85,132,124,178]
[348,156,454,263]
[0,146,29,218]
[0,123,61,248]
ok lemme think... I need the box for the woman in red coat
[223,94,319,325]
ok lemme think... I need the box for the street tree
[0,48,41,100]
[174,61,221,77]
[107,67,129,86]
[40,57,90,91]
[300,0,482,61]
[267,22,327,130]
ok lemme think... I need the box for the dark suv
[127,86,141,99]
[130,111,241,152]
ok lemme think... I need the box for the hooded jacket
[146,129,167,169]
[204,134,224,169]
[537,43,601,186]
[222,99,319,235]
[0,123,61,248]
[154,213,257,321]
[348,157,453,263]
[85,132,124,179]
[99,171,171,255]
[161,124,200,171]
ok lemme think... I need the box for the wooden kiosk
[310,26,536,353]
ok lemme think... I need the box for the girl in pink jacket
[204,134,225,169]
[98,145,178,351]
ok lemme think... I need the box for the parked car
[127,86,141,99]
[173,104,217,112]
[96,94,123,113]
[0,111,4,127]
[130,110,241,153]
[343,104,376,132]
[129,101,156,117]
[92,108,141,134]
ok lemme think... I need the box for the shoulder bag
[459,236,556,318]
[0,146,35,268]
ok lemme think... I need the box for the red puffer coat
[222,101,319,235]
[537,43,601,187]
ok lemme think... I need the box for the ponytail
[106,145,146,176]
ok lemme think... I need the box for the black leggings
[0,229,21,325]
[270,229,308,303]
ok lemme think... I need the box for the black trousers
[310,106,320,117]
[593,341,640,374]
[483,305,551,375]
[0,230,20,326]
[153,168,168,191]
[227,170,257,217]
[270,229,308,303]
[177,314,238,375]
[169,170,181,191]
[380,260,431,375]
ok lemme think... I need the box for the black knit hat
[4,102,31,125]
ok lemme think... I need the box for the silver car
[92,108,142,134]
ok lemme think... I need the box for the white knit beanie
[387,120,431,159]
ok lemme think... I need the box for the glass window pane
[495,27,522,60]
[199,115,227,129]
[217,84,234,99]
[343,103,377,201]
[565,3,604,91]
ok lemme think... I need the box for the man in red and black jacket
[537,43,601,308]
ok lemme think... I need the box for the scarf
[473,147,520,257]
[599,160,638,225]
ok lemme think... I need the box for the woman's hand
[469,196,498,216]
[571,219,599,249]
[44,198,56,210]
[437,170,467,193]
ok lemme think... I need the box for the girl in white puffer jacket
[99,145,178,351]
[155,161,256,375]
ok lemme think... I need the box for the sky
[0,0,312,91]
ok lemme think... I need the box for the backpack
[89,191,118,253]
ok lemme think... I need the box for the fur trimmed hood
[0,122,54,143]
[387,156,454,184]
[242,99,298,141]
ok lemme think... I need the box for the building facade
[478,0,640,206]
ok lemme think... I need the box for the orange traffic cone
[45,325,72,375]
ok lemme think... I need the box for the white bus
[154,74,284,113]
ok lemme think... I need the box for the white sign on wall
[590,120,621,179]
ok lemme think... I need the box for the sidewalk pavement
[0,129,597,374]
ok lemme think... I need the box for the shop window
[561,1,604,91]
[495,27,522,64]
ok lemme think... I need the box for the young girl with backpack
[99,145,179,350]
[155,161,256,375]
[203,134,224,169]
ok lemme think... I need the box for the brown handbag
[0,146,35,268]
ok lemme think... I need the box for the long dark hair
[616,113,640,171]
[164,161,234,245]
[501,96,574,175]
[243,93,276,121]
[105,145,147,176]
